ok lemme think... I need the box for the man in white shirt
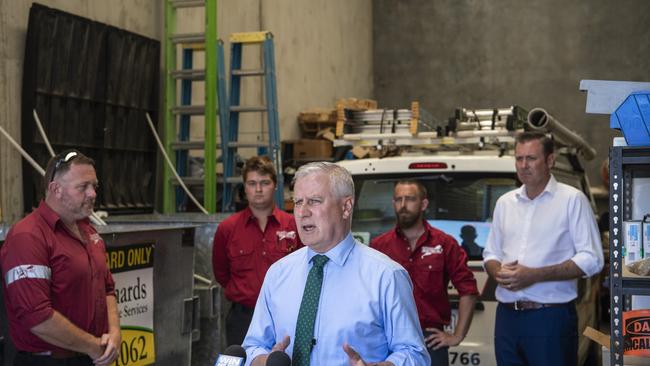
[483,132,603,366]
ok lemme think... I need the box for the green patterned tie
[292,254,329,366]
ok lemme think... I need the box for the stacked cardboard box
[290,98,377,161]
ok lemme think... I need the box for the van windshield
[351,173,517,260]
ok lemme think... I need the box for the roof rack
[334,105,597,161]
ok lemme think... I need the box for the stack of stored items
[287,98,378,162]
[345,109,414,134]
[624,215,650,276]
[335,100,434,137]
[298,108,337,138]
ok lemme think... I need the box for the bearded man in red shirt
[371,179,478,366]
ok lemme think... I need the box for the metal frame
[204,0,218,213]
[608,145,650,366]
[163,1,177,213]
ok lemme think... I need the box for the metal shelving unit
[608,145,650,366]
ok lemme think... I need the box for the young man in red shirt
[371,180,478,366]
[212,156,302,346]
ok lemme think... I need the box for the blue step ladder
[221,31,283,212]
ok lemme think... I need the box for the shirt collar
[393,219,431,242]
[244,205,280,226]
[37,200,60,230]
[306,232,355,267]
[516,174,557,201]
[36,200,90,230]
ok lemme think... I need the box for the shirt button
[262,239,266,243]
[409,258,413,262]
[262,251,266,256]
[428,265,432,269]
[239,250,243,254]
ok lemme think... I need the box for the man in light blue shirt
[243,162,430,366]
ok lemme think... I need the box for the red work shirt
[371,221,478,329]
[0,201,115,352]
[212,206,302,308]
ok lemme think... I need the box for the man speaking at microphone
[243,162,430,366]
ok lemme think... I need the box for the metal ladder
[221,31,283,212]
[163,0,226,213]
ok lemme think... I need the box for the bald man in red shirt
[1,150,119,366]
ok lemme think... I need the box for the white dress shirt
[483,175,604,304]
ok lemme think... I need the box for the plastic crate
[611,92,650,146]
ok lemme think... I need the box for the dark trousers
[226,302,255,346]
[14,352,93,366]
[495,302,577,366]
[423,329,449,366]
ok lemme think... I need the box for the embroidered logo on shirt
[277,230,296,240]
[277,230,297,252]
[89,233,102,245]
[421,245,443,259]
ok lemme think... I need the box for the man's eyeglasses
[49,151,79,183]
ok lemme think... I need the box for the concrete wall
[182,0,374,158]
[0,0,373,221]
[373,0,650,185]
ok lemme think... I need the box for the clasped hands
[91,330,121,366]
[495,260,538,291]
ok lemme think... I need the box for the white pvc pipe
[527,107,597,161]
[0,124,46,175]
[33,110,55,157]
[145,112,209,215]
[0,124,106,226]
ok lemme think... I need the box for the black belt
[19,350,86,359]
[231,302,254,312]
[500,300,574,311]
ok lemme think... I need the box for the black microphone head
[266,350,291,366]
[223,345,247,361]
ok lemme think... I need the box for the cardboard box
[292,139,333,160]
[316,127,335,142]
[298,109,337,138]
[336,98,378,110]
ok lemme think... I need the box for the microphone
[265,350,291,366]
[215,345,247,366]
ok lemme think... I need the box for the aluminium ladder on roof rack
[163,0,227,213]
[221,31,282,212]
[333,105,525,149]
